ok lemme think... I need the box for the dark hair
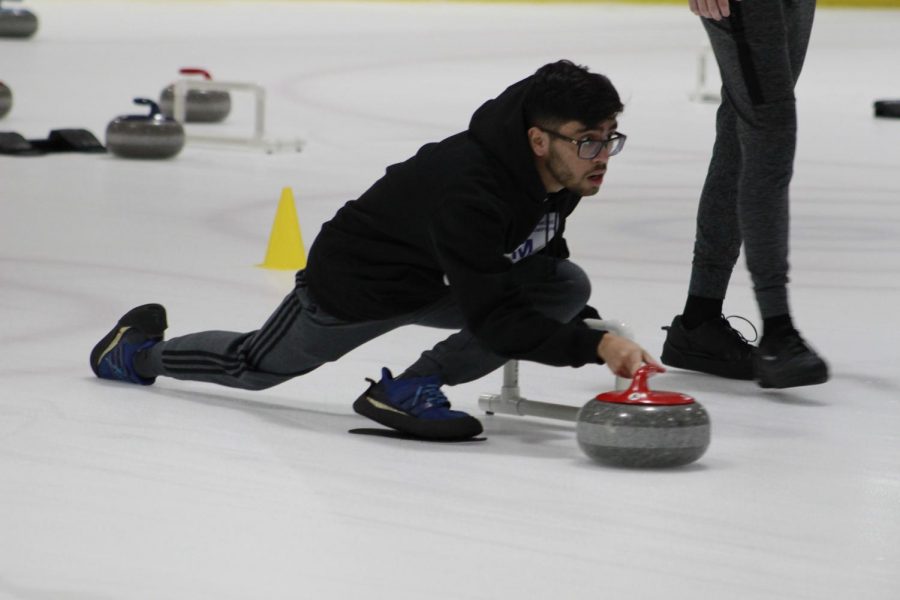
[523,60,623,129]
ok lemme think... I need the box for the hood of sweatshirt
[467,75,548,205]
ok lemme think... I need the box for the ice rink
[2,1,899,598]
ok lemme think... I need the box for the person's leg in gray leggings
[135,256,591,391]
[690,0,815,319]
[665,0,826,388]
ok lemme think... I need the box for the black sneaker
[755,330,829,389]
[353,368,483,441]
[90,304,167,385]
[661,315,755,380]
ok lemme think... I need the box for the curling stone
[576,364,710,468]
[0,0,39,38]
[106,98,185,159]
[158,68,231,123]
[0,81,11,119]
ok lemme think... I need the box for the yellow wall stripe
[111,0,900,9]
[423,0,900,7]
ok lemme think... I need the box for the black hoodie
[305,75,604,368]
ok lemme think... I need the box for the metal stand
[477,319,634,422]
[689,44,721,104]
[172,79,304,153]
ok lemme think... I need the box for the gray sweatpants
[689,0,815,319]
[139,256,591,390]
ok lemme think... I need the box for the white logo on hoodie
[506,212,559,263]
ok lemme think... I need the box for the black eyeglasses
[540,129,627,159]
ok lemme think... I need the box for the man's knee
[556,260,592,305]
[546,260,592,321]
[740,98,798,133]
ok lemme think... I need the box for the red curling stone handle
[179,68,213,79]
[595,364,696,406]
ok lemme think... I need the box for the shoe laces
[782,335,810,356]
[722,314,758,344]
[374,368,452,414]
[761,328,809,356]
[403,383,451,413]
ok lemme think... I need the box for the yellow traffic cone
[258,187,307,270]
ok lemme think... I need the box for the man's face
[532,118,620,197]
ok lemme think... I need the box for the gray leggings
[689,0,815,318]
[139,256,591,390]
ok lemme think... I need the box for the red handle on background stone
[179,68,213,80]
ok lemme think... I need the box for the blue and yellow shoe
[353,368,483,440]
[90,304,167,385]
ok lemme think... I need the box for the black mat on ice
[349,428,487,443]
[0,129,106,155]
[874,99,900,118]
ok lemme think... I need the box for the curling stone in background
[106,98,185,159]
[576,364,710,468]
[158,68,231,123]
[0,81,11,119]
[0,0,39,38]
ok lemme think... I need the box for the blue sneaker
[90,304,167,385]
[353,368,483,440]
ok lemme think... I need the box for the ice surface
[2,2,899,599]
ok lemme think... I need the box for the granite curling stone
[158,68,231,123]
[106,98,185,159]
[0,0,39,38]
[0,81,11,119]
[576,364,710,468]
